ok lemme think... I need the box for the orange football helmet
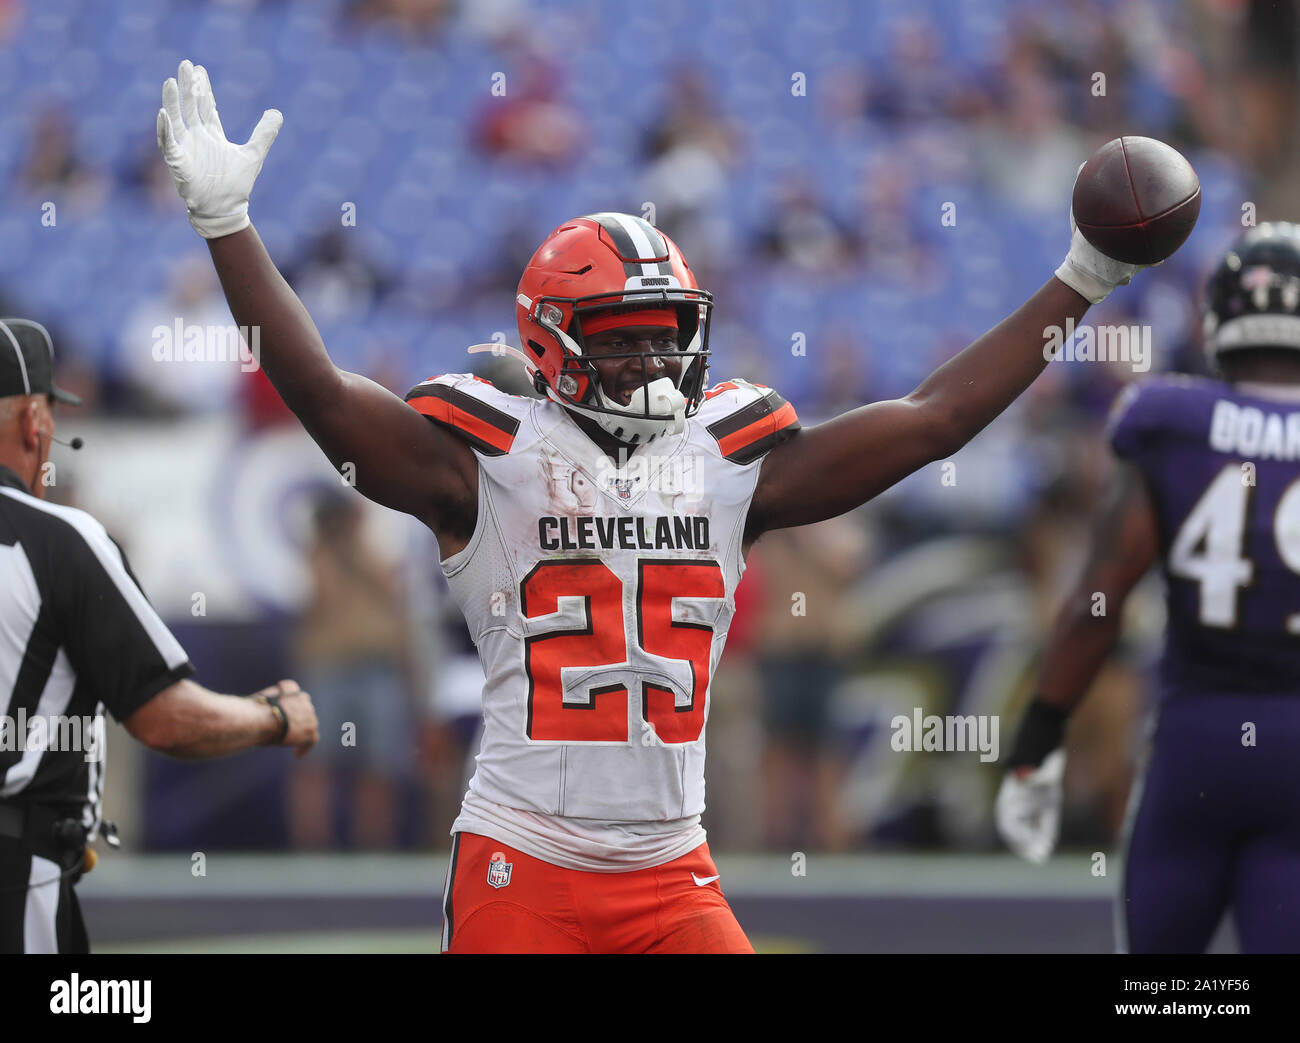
[515,212,712,444]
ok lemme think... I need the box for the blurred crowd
[4,0,1296,852]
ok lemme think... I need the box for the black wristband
[1006,698,1068,768]
[256,692,290,745]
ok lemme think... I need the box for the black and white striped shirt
[0,465,192,835]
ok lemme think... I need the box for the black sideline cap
[0,318,81,405]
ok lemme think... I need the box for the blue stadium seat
[0,0,1247,416]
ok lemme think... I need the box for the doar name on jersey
[1209,398,1300,460]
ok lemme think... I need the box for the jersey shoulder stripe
[405,373,524,456]
[700,378,800,464]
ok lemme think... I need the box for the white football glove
[156,59,282,239]
[1053,164,1148,305]
[995,748,1066,864]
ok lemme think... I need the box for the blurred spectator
[400,521,486,844]
[799,328,876,420]
[756,177,857,275]
[700,541,767,850]
[284,227,393,324]
[867,15,960,126]
[641,68,739,167]
[0,0,19,42]
[459,208,556,308]
[1019,1,1137,133]
[751,515,871,851]
[348,0,454,40]
[289,492,415,849]
[420,621,486,838]
[116,254,245,417]
[240,369,298,430]
[472,40,582,167]
[21,106,108,212]
[851,155,935,285]
[124,134,191,214]
[1217,0,1300,200]
[639,67,739,274]
[975,33,1087,216]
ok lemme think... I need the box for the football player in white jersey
[157,60,1159,952]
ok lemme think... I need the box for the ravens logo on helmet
[1205,221,1300,369]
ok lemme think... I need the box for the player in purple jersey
[997,222,1300,953]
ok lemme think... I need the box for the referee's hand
[256,680,319,757]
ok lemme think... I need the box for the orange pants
[441,832,754,953]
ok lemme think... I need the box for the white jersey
[405,373,799,870]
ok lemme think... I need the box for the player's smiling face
[582,325,683,406]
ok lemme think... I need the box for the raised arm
[156,60,476,544]
[746,196,1149,540]
[749,277,1088,534]
[204,226,476,538]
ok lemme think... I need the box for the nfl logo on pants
[488,852,513,889]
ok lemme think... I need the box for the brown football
[1072,136,1201,265]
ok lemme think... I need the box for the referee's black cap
[0,317,81,405]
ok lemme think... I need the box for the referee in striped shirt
[0,318,319,953]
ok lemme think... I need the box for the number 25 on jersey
[520,558,725,745]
